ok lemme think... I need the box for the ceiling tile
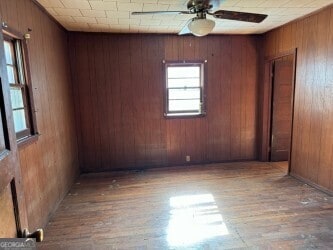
[38,0,64,8]
[61,0,91,9]
[132,0,158,3]
[80,9,107,18]
[53,8,83,16]
[117,3,143,11]
[305,0,333,7]
[140,19,161,26]
[284,0,316,8]
[73,16,97,23]
[258,0,290,8]
[88,23,111,31]
[96,17,119,24]
[55,15,75,23]
[106,10,130,19]
[219,0,240,7]
[89,1,117,10]
[235,0,266,8]
[160,20,184,26]
[65,22,89,30]
[118,18,141,25]
[143,4,169,12]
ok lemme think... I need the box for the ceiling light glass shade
[188,19,215,37]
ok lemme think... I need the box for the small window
[3,31,37,142]
[164,61,206,117]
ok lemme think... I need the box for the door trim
[0,20,29,236]
[260,49,297,174]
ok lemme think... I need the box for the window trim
[2,26,38,145]
[163,60,207,118]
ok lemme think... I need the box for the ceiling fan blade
[132,11,191,15]
[178,19,193,35]
[211,10,267,23]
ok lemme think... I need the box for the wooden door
[270,55,294,161]
[0,24,28,237]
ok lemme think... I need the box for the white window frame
[2,27,38,143]
[164,60,206,118]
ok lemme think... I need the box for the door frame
[0,20,28,236]
[260,49,297,173]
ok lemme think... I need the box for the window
[164,61,206,117]
[3,30,36,142]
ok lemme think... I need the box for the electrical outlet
[186,155,190,162]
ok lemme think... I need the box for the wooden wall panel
[0,0,79,230]
[263,5,333,193]
[0,184,17,237]
[69,33,260,172]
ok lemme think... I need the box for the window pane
[168,78,200,88]
[169,99,200,112]
[6,66,16,83]
[169,88,200,100]
[168,66,200,79]
[13,109,27,132]
[15,42,25,84]
[10,88,24,109]
[4,41,13,65]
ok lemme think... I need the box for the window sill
[17,134,40,149]
[164,112,206,119]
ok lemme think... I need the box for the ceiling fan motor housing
[187,0,224,13]
[187,0,210,12]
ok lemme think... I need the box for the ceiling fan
[132,0,268,36]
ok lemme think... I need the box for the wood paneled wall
[0,0,79,230]
[263,5,333,193]
[69,33,260,172]
[0,185,17,237]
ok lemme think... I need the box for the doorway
[261,50,296,174]
[269,54,294,162]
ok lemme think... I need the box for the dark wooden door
[270,55,294,161]
[0,24,27,237]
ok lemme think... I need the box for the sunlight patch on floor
[167,194,229,247]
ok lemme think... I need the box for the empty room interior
[0,0,333,249]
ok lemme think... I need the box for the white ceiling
[37,0,333,34]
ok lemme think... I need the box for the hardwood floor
[38,162,333,249]
[268,161,289,173]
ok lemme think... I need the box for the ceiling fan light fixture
[188,18,215,36]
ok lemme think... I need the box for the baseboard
[80,159,258,174]
[41,166,80,231]
[290,172,333,196]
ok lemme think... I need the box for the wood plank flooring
[268,161,289,172]
[38,162,333,249]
